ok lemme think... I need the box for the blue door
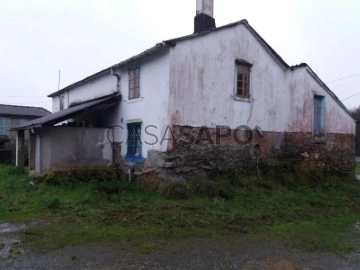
[314,95,324,137]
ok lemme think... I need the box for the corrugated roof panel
[12,94,121,131]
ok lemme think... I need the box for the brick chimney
[194,0,216,33]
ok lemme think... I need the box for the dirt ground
[1,220,360,270]
[1,237,360,270]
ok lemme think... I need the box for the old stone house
[14,0,355,179]
[0,104,49,164]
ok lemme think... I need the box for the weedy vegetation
[0,164,360,255]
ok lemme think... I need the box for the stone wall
[125,125,355,182]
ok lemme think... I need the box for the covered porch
[12,94,121,176]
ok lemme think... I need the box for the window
[125,122,143,162]
[235,59,252,99]
[129,67,140,100]
[314,95,325,137]
[59,95,64,111]
[0,117,8,136]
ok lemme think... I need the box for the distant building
[0,104,49,164]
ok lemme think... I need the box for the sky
[0,0,359,112]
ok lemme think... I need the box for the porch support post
[16,130,25,168]
[35,133,42,176]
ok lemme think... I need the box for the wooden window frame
[235,59,252,99]
[59,95,65,111]
[129,67,140,100]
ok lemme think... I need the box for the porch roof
[11,94,121,131]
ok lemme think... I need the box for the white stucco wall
[52,74,117,112]
[114,50,171,157]
[283,67,355,134]
[168,23,354,136]
[50,50,171,159]
[48,22,354,164]
[168,23,288,132]
[304,69,355,134]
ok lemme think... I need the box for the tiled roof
[0,104,50,117]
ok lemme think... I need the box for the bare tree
[350,106,360,122]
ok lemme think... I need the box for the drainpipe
[111,68,121,94]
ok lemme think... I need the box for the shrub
[163,182,190,200]
[45,197,62,210]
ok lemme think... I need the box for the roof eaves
[48,43,170,98]
[290,63,308,71]
[111,42,169,69]
[243,21,290,70]
[12,93,121,131]
[47,68,111,98]
[305,65,353,118]
[0,104,50,117]
[164,19,289,71]
[164,19,247,44]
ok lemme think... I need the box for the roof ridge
[0,103,50,112]
[48,18,290,97]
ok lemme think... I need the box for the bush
[7,167,25,175]
[163,182,190,200]
[190,178,235,200]
[45,197,62,210]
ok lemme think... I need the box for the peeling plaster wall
[285,68,311,133]
[304,69,355,135]
[168,23,288,132]
[285,67,355,134]
[46,23,355,175]
[168,24,354,141]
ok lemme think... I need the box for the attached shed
[12,94,121,175]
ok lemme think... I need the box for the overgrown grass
[1,165,360,255]
[356,162,360,175]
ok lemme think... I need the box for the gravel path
[4,238,360,270]
[1,220,360,270]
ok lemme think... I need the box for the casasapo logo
[107,125,254,146]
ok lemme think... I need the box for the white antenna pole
[58,69,61,91]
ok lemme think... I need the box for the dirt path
[3,238,360,270]
[1,220,360,270]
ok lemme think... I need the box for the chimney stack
[194,0,216,33]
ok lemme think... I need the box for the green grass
[356,162,360,175]
[1,165,360,254]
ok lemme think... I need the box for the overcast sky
[0,0,359,112]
